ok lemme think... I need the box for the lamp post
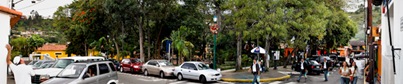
[212,16,218,69]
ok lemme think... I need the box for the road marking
[269,81,283,84]
[169,81,186,84]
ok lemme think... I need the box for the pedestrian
[249,59,260,84]
[321,58,331,81]
[5,44,36,84]
[350,61,358,84]
[339,61,351,84]
[297,58,307,82]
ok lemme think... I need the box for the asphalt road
[117,72,234,84]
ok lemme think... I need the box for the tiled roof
[37,44,67,51]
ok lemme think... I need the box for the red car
[120,58,143,73]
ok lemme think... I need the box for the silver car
[142,60,175,78]
[42,61,119,84]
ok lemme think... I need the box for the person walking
[321,58,331,81]
[297,58,307,82]
[249,59,261,84]
[339,61,351,84]
[5,44,36,84]
[350,61,358,84]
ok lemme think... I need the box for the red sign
[210,24,218,34]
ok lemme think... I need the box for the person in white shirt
[321,58,331,81]
[350,62,358,84]
[5,44,35,84]
[297,58,307,82]
[249,59,260,84]
[339,61,351,84]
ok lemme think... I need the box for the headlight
[210,74,216,76]
[40,75,50,82]
[133,66,139,68]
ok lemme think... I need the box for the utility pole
[366,0,374,84]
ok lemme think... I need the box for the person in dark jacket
[249,59,261,84]
[297,58,308,82]
[321,58,331,81]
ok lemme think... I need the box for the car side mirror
[157,64,160,67]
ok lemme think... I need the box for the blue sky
[13,0,74,18]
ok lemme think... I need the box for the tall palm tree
[163,30,194,65]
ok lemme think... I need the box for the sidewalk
[221,66,292,83]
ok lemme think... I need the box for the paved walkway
[221,66,292,82]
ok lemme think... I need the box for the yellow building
[35,44,68,59]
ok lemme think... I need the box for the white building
[0,0,22,84]
[380,0,403,84]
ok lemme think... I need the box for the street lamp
[212,16,218,69]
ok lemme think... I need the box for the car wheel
[144,70,148,76]
[120,67,124,72]
[199,75,207,83]
[177,73,183,81]
[160,71,165,78]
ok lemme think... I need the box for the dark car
[292,60,322,75]
[120,58,143,73]
[107,59,121,70]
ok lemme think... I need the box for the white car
[173,61,221,83]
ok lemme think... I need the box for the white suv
[32,56,105,83]
[173,61,221,83]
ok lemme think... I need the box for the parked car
[142,60,175,78]
[38,62,55,69]
[107,59,120,71]
[307,60,322,75]
[120,58,143,73]
[42,61,118,84]
[173,61,221,83]
[292,60,322,75]
[32,60,54,69]
[32,56,105,83]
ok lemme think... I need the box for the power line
[16,0,47,10]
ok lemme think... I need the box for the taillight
[311,66,314,68]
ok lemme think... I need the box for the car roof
[183,61,204,64]
[148,59,168,62]
[59,56,105,60]
[73,61,113,65]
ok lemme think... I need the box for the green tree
[10,34,45,57]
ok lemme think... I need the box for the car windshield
[130,59,141,63]
[39,64,48,68]
[196,63,210,70]
[53,59,74,68]
[310,60,320,65]
[57,64,86,78]
[28,61,37,65]
[158,61,173,66]
[33,61,44,68]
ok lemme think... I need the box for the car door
[122,59,130,71]
[187,63,199,80]
[108,63,118,80]
[97,63,111,84]
[180,63,190,78]
[151,61,160,75]
[78,64,98,84]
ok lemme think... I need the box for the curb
[221,75,291,83]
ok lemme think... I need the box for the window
[149,61,157,66]
[108,63,116,71]
[188,63,197,70]
[55,53,62,56]
[86,65,98,77]
[99,64,110,74]
[181,63,190,69]
[123,59,130,64]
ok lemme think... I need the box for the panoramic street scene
[1,0,402,84]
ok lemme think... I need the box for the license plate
[316,66,319,68]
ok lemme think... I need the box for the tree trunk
[139,16,145,62]
[155,21,163,59]
[236,33,242,71]
[113,40,120,60]
[264,35,270,70]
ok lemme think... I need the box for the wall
[36,50,69,59]
[392,0,403,83]
[0,11,11,84]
